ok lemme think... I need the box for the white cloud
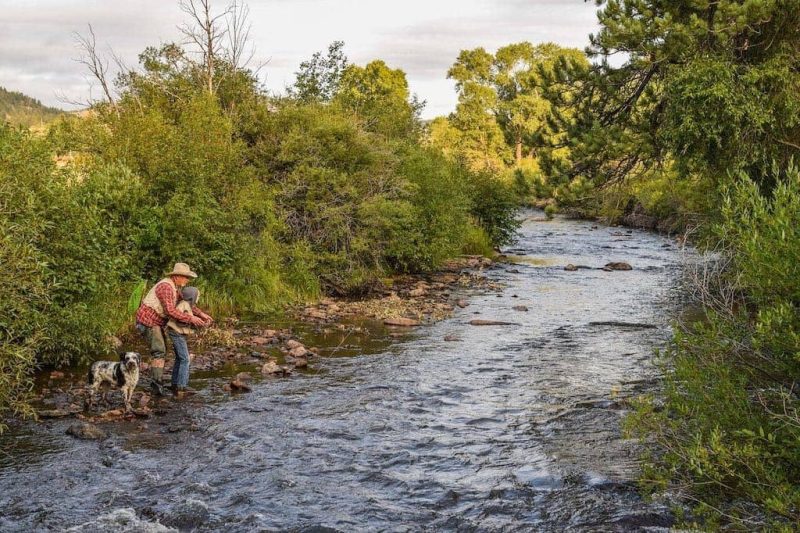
[0,0,600,118]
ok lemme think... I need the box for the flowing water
[0,215,686,532]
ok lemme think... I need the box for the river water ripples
[0,215,686,532]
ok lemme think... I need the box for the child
[166,286,211,394]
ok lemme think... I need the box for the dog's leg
[88,382,100,409]
[123,386,132,412]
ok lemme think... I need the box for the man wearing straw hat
[135,262,213,392]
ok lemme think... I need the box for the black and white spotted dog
[87,352,141,411]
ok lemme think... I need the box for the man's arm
[156,283,204,326]
[191,306,213,325]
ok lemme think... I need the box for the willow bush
[629,169,800,529]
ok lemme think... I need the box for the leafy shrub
[630,168,800,529]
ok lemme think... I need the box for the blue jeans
[168,330,190,388]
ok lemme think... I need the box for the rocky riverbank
[25,255,502,434]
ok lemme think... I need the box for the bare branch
[72,24,117,109]
[178,0,232,94]
[227,0,255,70]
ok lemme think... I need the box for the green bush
[0,44,523,426]
[630,169,800,529]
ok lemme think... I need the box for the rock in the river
[294,356,308,369]
[289,345,308,358]
[138,393,151,408]
[261,360,281,374]
[456,299,469,308]
[384,317,420,327]
[66,422,108,440]
[564,264,578,271]
[38,408,77,419]
[286,339,303,350]
[469,319,519,326]
[603,262,633,271]
[512,305,529,312]
[164,499,210,530]
[235,372,252,383]
[444,335,460,342]
[229,379,252,392]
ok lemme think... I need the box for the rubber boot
[149,366,166,396]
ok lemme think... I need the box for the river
[0,214,685,532]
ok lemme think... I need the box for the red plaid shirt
[135,281,208,327]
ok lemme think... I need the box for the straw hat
[168,262,198,279]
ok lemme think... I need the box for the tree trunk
[515,137,523,166]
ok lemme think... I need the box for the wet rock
[229,378,252,392]
[589,321,657,329]
[444,335,460,342]
[384,318,420,327]
[49,371,65,380]
[38,407,79,419]
[98,409,126,419]
[261,360,281,374]
[164,499,210,530]
[66,422,108,440]
[235,372,252,383]
[138,393,151,409]
[603,262,633,271]
[512,305,529,312]
[289,346,309,358]
[294,357,309,369]
[286,339,304,350]
[66,508,172,532]
[456,300,468,308]
[564,264,578,271]
[469,319,519,326]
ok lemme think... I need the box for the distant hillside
[0,87,64,128]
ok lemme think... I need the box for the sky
[0,0,601,119]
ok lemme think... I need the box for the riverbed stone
[286,339,303,350]
[564,264,578,271]
[261,360,281,374]
[164,499,210,530]
[469,319,519,326]
[66,422,108,440]
[289,346,308,358]
[603,262,633,271]
[513,305,529,312]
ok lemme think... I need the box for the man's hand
[190,316,207,328]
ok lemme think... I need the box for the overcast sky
[0,0,600,118]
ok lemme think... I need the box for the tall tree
[334,60,423,138]
[564,0,800,189]
[291,41,349,103]
[445,43,588,170]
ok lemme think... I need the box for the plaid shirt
[135,281,207,327]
